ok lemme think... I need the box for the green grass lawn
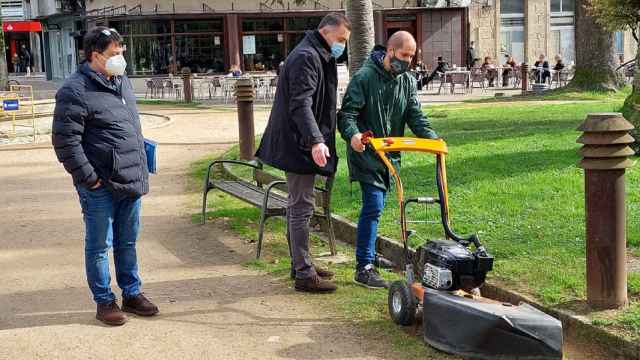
[193,90,640,341]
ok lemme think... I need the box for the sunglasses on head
[100,28,120,37]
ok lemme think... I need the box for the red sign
[3,21,42,33]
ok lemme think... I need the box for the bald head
[387,31,416,50]
[383,31,417,75]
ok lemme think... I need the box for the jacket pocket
[109,147,118,180]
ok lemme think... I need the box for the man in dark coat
[52,27,158,326]
[255,13,351,293]
[467,41,477,68]
[19,45,31,75]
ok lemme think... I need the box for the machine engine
[418,239,494,291]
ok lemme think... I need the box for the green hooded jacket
[337,45,438,190]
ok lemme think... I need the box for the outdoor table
[439,70,471,95]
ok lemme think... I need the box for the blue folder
[144,138,157,174]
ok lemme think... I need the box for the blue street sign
[3,99,19,111]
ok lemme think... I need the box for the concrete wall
[35,0,59,18]
[526,0,548,64]
[468,2,499,61]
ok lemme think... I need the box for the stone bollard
[182,69,193,104]
[577,113,636,309]
[235,78,256,160]
[521,63,529,95]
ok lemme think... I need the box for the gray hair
[318,12,352,31]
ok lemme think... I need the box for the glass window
[110,21,127,35]
[501,28,525,63]
[175,19,224,33]
[287,16,322,31]
[551,0,574,13]
[126,20,170,35]
[615,32,624,56]
[176,34,225,73]
[242,18,284,32]
[500,0,524,14]
[287,33,306,53]
[125,35,172,75]
[243,34,284,71]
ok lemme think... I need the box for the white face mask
[104,54,127,76]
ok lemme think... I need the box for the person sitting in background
[481,56,498,87]
[422,56,449,87]
[533,54,550,83]
[502,55,517,87]
[553,55,565,71]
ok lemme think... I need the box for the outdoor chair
[469,68,486,92]
[151,78,166,98]
[145,79,155,99]
[210,77,222,98]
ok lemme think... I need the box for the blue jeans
[76,186,142,304]
[356,182,387,269]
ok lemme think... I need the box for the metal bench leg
[256,211,268,259]
[325,208,337,256]
[256,180,287,259]
[201,162,215,224]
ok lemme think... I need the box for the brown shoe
[295,275,337,293]
[122,294,159,317]
[96,301,128,326]
[290,266,335,280]
[315,267,335,280]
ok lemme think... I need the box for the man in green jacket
[338,31,438,289]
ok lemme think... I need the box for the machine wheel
[388,280,417,326]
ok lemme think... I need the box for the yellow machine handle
[362,135,450,245]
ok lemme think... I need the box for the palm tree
[345,0,375,75]
[270,0,375,77]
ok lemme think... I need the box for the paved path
[0,106,405,360]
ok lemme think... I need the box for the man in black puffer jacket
[52,27,158,326]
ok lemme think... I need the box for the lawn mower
[361,132,563,360]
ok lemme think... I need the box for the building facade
[83,1,469,76]
[3,0,44,73]
[32,0,632,78]
[468,0,636,66]
[33,0,85,80]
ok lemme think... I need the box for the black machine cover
[423,287,563,360]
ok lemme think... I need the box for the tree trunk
[569,0,621,91]
[622,32,640,150]
[0,14,7,90]
[345,0,375,77]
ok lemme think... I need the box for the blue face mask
[331,42,346,58]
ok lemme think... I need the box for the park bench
[201,159,337,259]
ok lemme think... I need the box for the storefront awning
[4,21,42,33]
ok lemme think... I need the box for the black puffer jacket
[52,62,149,198]
[255,30,338,176]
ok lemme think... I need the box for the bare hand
[311,143,330,167]
[90,179,102,190]
[350,133,365,153]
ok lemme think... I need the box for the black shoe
[354,265,390,289]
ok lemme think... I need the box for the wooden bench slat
[213,180,287,210]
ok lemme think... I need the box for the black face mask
[389,50,411,75]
